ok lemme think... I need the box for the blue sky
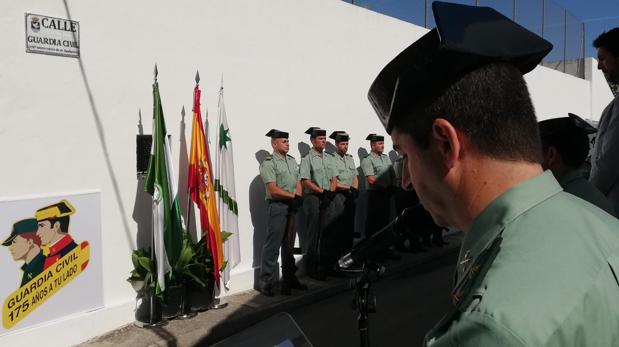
[352,0,619,58]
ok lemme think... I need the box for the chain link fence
[348,0,588,79]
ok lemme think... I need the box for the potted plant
[127,248,163,324]
[184,236,214,312]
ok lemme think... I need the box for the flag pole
[136,64,165,328]
[149,64,158,326]
[210,73,228,310]
[178,101,197,320]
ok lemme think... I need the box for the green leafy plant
[172,235,214,288]
[127,248,162,298]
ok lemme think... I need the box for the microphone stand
[339,205,421,347]
[350,261,385,347]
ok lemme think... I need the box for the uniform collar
[458,171,562,277]
[42,234,75,257]
[272,151,286,161]
[370,151,382,158]
[310,148,324,157]
[557,169,584,187]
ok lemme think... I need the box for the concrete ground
[78,232,462,347]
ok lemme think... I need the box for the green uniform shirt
[426,171,619,347]
[360,152,394,190]
[259,152,299,200]
[300,148,336,191]
[332,152,357,186]
[20,252,45,287]
[558,169,615,216]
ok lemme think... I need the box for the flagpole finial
[220,73,224,90]
[138,108,144,135]
[154,64,158,80]
[195,70,200,84]
[181,105,186,118]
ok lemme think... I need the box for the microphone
[338,204,425,269]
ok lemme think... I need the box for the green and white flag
[215,82,241,290]
[144,78,185,291]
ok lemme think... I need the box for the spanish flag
[188,83,224,285]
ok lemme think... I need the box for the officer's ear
[545,146,559,166]
[430,118,461,170]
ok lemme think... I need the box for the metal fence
[347,0,587,79]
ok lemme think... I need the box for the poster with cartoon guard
[0,193,102,335]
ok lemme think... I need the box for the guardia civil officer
[591,28,619,216]
[3,219,45,287]
[329,131,359,260]
[368,2,619,345]
[361,134,399,260]
[258,129,307,296]
[35,200,77,269]
[539,113,615,216]
[300,127,337,280]
[360,134,395,232]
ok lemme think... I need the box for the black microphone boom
[338,204,425,268]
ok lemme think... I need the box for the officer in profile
[35,200,78,269]
[3,218,45,287]
[300,127,337,280]
[258,129,307,296]
[539,113,614,215]
[591,27,619,216]
[368,2,619,345]
[329,131,359,261]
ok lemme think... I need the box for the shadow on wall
[62,0,134,250]
[176,106,198,241]
[325,142,336,155]
[133,175,152,251]
[298,142,310,158]
[249,150,270,288]
[388,150,398,164]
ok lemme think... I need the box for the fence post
[513,0,516,21]
[541,0,545,38]
[582,22,586,78]
[564,9,568,72]
[424,0,428,28]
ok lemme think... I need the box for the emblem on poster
[1,200,90,329]
[25,13,80,58]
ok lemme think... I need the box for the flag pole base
[177,312,197,320]
[210,298,228,310]
[134,319,167,328]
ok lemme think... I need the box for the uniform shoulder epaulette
[346,154,353,157]
[286,154,295,159]
[264,155,273,161]
[325,152,334,157]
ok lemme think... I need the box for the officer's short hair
[19,232,42,247]
[593,28,619,56]
[42,216,70,234]
[394,62,542,163]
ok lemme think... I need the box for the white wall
[0,1,613,346]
